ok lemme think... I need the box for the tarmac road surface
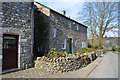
[88,52,118,78]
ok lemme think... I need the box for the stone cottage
[34,2,87,57]
[0,1,87,73]
[0,1,34,73]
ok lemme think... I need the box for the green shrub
[112,46,116,51]
[71,52,80,57]
[94,45,103,49]
[47,48,60,59]
[117,48,120,52]
[82,47,88,54]
[59,50,68,57]
[103,49,107,54]
[111,46,120,52]
[88,48,96,52]
[47,48,68,59]
[88,42,93,48]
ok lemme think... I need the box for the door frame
[68,37,73,54]
[2,34,19,70]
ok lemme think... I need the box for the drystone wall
[35,52,97,73]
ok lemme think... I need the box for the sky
[34,0,119,37]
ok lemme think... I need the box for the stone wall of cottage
[49,10,87,53]
[0,2,34,71]
[34,4,50,57]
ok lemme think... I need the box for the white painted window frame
[77,26,79,30]
[62,39,66,49]
[81,41,86,48]
[68,23,71,28]
[53,28,56,38]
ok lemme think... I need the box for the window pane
[62,39,66,49]
[4,36,16,49]
[53,28,56,38]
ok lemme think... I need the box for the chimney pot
[61,8,66,15]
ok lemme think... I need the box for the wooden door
[69,38,72,54]
[2,34,18,70]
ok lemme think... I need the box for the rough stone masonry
[34,52,97,73]
[0,1,34,73]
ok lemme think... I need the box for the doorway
[68,38,73,54]
[2,34,18,70]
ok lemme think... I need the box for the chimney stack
[61,8,66,15]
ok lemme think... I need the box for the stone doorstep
[2,68,22,75]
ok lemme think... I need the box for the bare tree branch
[79,2,118,47]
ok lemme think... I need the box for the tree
[79,2,118,48]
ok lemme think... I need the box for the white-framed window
[73,22,75,24]
[68,23,71,28]
[62,39,66,49]
[53,28,56,38]
[77,26,79,30]
[81,41,86,48]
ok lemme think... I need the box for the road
[88,52,118,78]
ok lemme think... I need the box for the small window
[62,39,66,49]
[68,23,71,28]
[4,36,16,49]
[73,22,75,24]
[62,43,65,49]
[81,41,86,48]
[53,28,56,38]
[77,26,79,30]
[81,42,84,48]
